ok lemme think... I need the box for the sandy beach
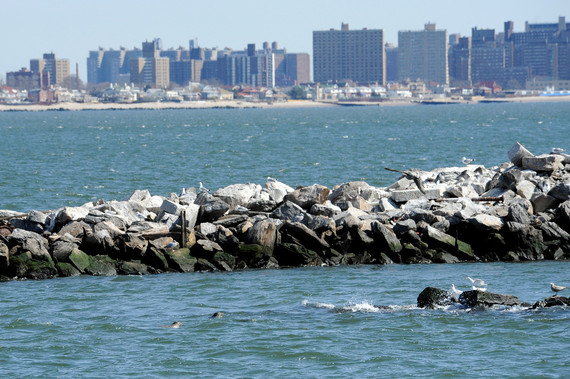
[0,95,569,112]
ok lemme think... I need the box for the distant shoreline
[1,95,569,112]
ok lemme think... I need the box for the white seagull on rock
[450,284,463,300]
[550,282,567,296]
[462,157,475,165]
[466,276,487,287]
[550,147,565,154]
[199,182,210,193]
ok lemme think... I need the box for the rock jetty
[1,142,569,281]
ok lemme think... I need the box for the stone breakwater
[1,142,569,281]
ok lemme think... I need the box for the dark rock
[555,200,570,232]
[0,242,9,273]
[505,222,545,260]
[247,199,277,212]
[57,221,90,238]
[9,218,44,234]
[213,214,249,228]
[24,258,58,280]
[421,225,475,261]
[531,296,570,309]
[278,221,330,252]
[67,248,91,272]
[507,202,532,225]
[196,194,230,223]
[458,290,521,308]
[142,247,169,271]
[216,227,240,254]
[164,248,197,272]
[84,255,117,276]
[549,183,570,201]
[371,222,402,256]
[393,219,417,237]
[212,251,236,271]
[243,219,277,252]
[284,184,330,210]
[432,251,460,264]
[8,229,51,261]
[195,258,218,272]
[417,287,454,308]
[121,233,149,260]
[271,201,312,224]
[274,242,323,267]
[57,262,81,277]
[236,244,271,268]
[191,239,224,259]
[116,261,150,275]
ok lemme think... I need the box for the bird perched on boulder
[550,147,565,154]
[462,156,475,165]
[550,282,567,296]
[466,276,487,288]
[384,167,426,194]
[199,182,210,193]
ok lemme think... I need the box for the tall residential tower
[313,23,385,84]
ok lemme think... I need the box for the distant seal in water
[211,312,224,318]
[160,321,182,328]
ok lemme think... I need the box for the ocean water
[1,102,569,377]
[1,263,569,377]
[1,102,568,212]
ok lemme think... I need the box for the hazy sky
[2,0,569,81]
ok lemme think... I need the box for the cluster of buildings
[3,16,570,105]
[87,39,310,89]
[314,17,570,91]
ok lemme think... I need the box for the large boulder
[508,142,534,167]
[284,184,330,210]
[278,221,330,252]
[458,290,521,307]
[265,178,295,203]
[421,225,475,261]
[417,287,454,308]
[8,229,51,261]
[213,183,261,209]
[243,219,278,252]
[271,201,312,224]
[522,155,564,172]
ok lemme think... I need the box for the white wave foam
[301,299,335,309]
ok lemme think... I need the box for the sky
[1,0,569,82]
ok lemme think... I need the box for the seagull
[181,187,187,196]
[550,282,567,296]
[450,284,462,300]
[471,286,487,292]
[466,276,487,287]
[462,156,475,165]
[550,147,565,154]
[199,182,209,193]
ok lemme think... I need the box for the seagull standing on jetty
[450,284,463,300]
[466,276,486,287]
[550,147,565,154]
[550,282,567,296]
[466,276,487,291]
[462,156,475,165]
[199,182,209,193]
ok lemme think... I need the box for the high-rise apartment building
[398,23,449,85]
[448,37,471,84]
[129,39,170,88]
[30,53,70,86]
[313,23,385,84]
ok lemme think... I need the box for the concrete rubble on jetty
[1,143,569,291]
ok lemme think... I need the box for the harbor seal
[211,312,224,318]
[160,321,182,328]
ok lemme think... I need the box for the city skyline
[2,0,569,82]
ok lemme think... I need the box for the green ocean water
[0,102,569,377]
